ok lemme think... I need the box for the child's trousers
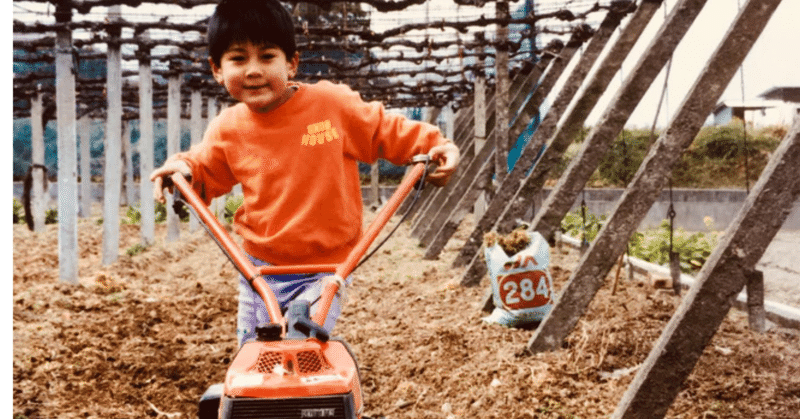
[236,255,349,347]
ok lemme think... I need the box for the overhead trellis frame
[14,0,620,115]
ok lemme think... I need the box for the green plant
[155,201,167,223]
[628,220,717,273]
[13,198,23,224]
[126,243,147,257]
[560,208,606,243]
[224,195,244,224]
[560,210,718,274]
[45,208,57,224]
[123,205,142,225]
[596,129,655,186]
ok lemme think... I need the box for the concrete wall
[13,182,800,231]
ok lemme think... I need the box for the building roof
[713,100,774,115]
[758,86,800,103]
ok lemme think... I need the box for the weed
[124,205,142,225]
[13,199,23,224]
[44,208,57,224]
[126,243,147,257]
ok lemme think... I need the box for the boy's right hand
[150,159,192,204]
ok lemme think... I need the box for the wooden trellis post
[138,36,155,246]
[454,9,624,282]
[30,85,47,232]
[527,0,781,355]
[412,55,554,241]
[414,59,555,246]
[78,114,91,218]
[456,0,660,283]
[55,0,78,283]
[102,5,123,265]
[166,58,182,242]
[529,0,707,245]
[422,35,586,260]
[613,97,797,419]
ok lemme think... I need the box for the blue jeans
[236,255,349,346]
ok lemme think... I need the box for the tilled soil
[12,209,800,418]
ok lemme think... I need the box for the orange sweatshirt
[177,81,446,266]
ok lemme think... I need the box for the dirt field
[12,208,800,418]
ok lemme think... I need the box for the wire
[354,158,431,270]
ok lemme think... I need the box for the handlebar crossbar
[169,155,430,335]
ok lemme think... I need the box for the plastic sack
[482,231,554,327]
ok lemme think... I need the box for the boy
[150,0,460,347]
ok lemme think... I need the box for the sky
[581,0,800,127]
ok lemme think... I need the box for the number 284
[498,270,551,310]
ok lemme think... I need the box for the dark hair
[207,0,297,67]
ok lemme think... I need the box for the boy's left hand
[426,141,460,187]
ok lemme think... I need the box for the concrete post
[30,86,47,232]
[78,114,92,218]
[166,60,182,242]
[138,38,155,246]
[55,0,79,283]
[494,0,510,185]
[121,120,134,207]
[189,86,203,232]
[746,269,766,333]
[102,5,123,265]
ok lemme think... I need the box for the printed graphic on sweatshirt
[302,119,339,146]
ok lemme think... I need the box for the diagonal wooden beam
[453,4,622,285]
[614,79,796,419]
[411,55,557,240]
[420,35,586,259]
[527,0,783,355]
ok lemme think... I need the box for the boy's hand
[426,141,460,187]
[150,159,192,204]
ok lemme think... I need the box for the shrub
[560,207,606,243]
[560,209,718,274]
[596,129,655,186]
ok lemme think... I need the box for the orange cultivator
[168,156,431,419]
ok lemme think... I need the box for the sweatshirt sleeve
[173,113,237,205]
[336,84,448,165]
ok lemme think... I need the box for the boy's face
[210,41,300,113]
